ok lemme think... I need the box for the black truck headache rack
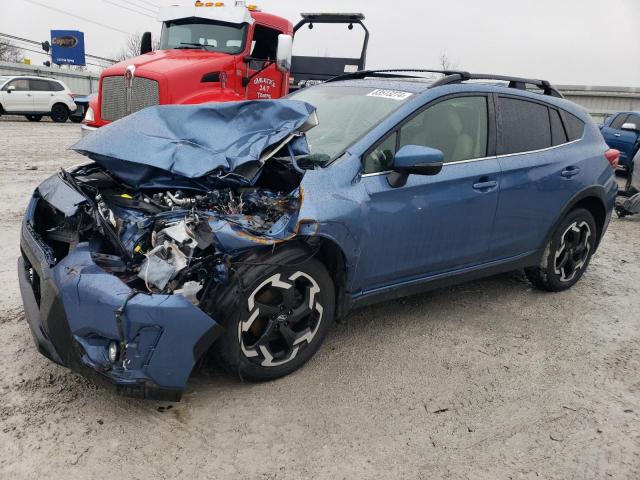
[290,13,369,89]
[325,69,564,98]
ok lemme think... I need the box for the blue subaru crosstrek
[18,70,618,400]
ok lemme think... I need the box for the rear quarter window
[49,81,65,92]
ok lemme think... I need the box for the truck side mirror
[140,32,153,55]
[6,85,15,93]
[276,34,293,72]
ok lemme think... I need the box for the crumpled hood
[72,99,315,188]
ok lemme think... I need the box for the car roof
[1,75,63,83]
[318,77,434,94]
[315,76,588,120]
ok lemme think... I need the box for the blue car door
[357,94,500,291]
[601,113,640,168]
[489,95,586,261]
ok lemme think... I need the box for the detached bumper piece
[19,197,223,400]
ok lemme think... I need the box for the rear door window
[29,79,51,91]
[498,97,551,154]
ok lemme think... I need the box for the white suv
[0,76,78,123]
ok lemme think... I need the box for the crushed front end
[18,100,318,400]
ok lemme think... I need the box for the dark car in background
[600,111,640,170]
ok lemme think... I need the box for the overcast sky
[1,0,638,86]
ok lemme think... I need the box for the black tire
[525,208,597,292]
[209,245,335,382]
[70,116,83,123]
[25,114,43,122]
[50,103,69,123]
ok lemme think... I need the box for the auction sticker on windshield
[366,89,413,101]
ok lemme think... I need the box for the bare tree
[0,40,23,63]
[439,50,459,71]
[114,33,160,61]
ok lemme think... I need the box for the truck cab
[84,2,367,130]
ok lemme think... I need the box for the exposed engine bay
[34,158,305,307]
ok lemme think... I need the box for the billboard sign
[50,30,86,65]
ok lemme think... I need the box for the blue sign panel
[50,30,86,65]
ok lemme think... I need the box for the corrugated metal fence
[558,85,640,123]
[0,61,99,95]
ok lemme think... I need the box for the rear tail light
[604,149,620,169]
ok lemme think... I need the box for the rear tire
[525,208,597,292]
[209,245,335,382]
[50,104,69,123]
[25,114,43,122]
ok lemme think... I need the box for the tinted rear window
[563,112,585,141]
[499,97,551,154]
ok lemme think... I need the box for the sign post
[50,30,86,66]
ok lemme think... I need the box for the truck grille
[100,75,159,121]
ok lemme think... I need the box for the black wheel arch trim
[538,185,610,256]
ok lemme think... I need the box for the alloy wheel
[238,271,324,367]
[554,220,591,282]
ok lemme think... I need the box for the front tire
[525,208,597,292]
[25,114,43,122]
[50,104,69,123]
[211,246,335,381]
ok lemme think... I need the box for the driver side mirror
[276,34,293,72]
[6,85,15,93]
[388,145,444,188]
[621,122,639,133]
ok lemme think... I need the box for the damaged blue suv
[18,70,618,400]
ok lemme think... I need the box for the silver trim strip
[360,139,582,177]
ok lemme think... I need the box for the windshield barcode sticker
[366,89,413,101]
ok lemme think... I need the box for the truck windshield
[160,18,247,54]
[290,85,413,163]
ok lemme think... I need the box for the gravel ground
[0,118,639,479]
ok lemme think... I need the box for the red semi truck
[83,1,368,132]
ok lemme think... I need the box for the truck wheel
[50,104,69,123]
[525,208,596,292]
[211,246,335,381]
[25,114,43,122]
